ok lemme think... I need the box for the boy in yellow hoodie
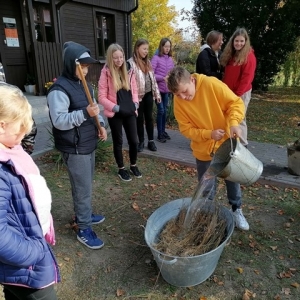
[167,66,249,230]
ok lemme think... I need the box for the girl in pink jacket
[220,27,257,147]
[98,44,141,182]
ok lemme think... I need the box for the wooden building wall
[0,1,28,88]
[59,1,128,83]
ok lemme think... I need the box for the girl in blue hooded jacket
[0,83,60,300]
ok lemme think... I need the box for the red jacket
[222,49,256,96]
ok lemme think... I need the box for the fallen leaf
[63,257,70,262]
[116,288,125,297]
[199,297,207,300]
[132,202,139,211]
[281,287,291,295]
[237,267,244,274]
[242,288,253,300]
[254,269,260,275]
[270,246,278,251]
[291,282,299,288]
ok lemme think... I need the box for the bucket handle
[157,254,177,265]
[210,133,235,157]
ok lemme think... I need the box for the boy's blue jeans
[62,151,95,230]
[156,92,169,136]
[196,159,241,211]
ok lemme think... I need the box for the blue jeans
[62,151,95,230]
[156,92,169,136]
[196,159,241,211]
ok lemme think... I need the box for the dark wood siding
[60,3,97,58]
[59,2,129,83]
[73,0,137,12]
[0,1,28,88]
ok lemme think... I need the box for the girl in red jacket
[220,27,257,147]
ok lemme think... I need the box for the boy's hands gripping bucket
[209,138,263,185]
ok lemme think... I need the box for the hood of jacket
[62,41,91,81]
[200,44,210,51]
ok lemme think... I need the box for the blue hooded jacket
[0,154,60,288]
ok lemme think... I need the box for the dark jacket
[0,157,60,289]
[47,41,101,154]
[195,46,222,80]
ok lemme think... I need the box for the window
[33,3,54,42]
[96,13,115,59]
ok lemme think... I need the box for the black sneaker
[137,142,144,152]
[163,132,171,140]
[148,141,157,151]
[130,166,142,178]
[118,168,132,181]
[157,134,167,143]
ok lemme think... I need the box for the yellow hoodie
[174,73,245,161]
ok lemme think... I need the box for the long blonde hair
[220,28,252,67]
[0,83,33,134]
[106,43,130,92]
[132,38,152,74]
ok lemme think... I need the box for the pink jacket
[98,65,139,118]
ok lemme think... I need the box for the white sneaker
[232,209,249,231]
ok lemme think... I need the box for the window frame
[94,10,116,61]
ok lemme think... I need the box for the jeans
[156,92,169,136]
[136,91,154,142]
[2,284,57,300]
[61,151,95,230]
[196,159,241,211]
[108,113,138,168]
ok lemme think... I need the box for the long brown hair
[158,38,173,57]
[132,38,152,73]
[220,27,252,66]
[106,43,130,91]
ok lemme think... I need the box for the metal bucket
[287,143,300,175]
[144,198,234,287]
[209,138,263,186]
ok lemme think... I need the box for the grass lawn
[243,86,300,145]
[36,154,300,299]
[0,87,299,300]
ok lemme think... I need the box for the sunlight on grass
[248,86,300,145]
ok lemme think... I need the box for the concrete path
[25,93,300,189]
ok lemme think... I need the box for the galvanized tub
[209,138,263,186]
[287,142,300,175]
[144,198,234,287]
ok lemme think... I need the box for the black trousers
[2,284,57,300]
[136,91,154,142]
[108,113,138,168]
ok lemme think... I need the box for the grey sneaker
[232,209,249,231]
[118,168,132,182]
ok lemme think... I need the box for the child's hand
[230,126,241,138]
[87,103,100,117]
[211,129,225,141]
[156,98,161,103]
[98,127,107,141]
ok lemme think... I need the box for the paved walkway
[26,93,300,189]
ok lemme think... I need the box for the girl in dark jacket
[195,30,223,79]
